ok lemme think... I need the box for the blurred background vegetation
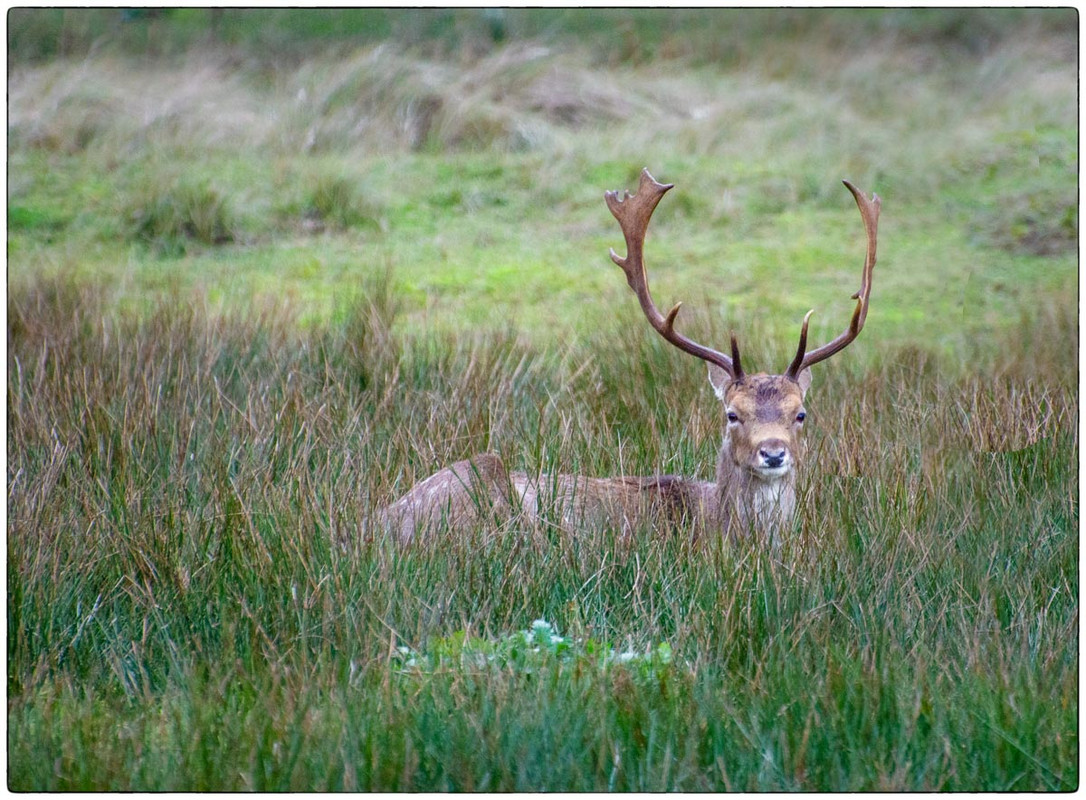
[8,8,1077,357]
[7,7,1075,65]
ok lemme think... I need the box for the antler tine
[606,168,737,378]
[787,180,881,377]
[784,309,815,379]
[730,333,745,380]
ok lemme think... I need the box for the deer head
[605,169,881,484]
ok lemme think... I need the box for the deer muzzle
[753,437,794,478]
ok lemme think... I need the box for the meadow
[7,9,1078,790]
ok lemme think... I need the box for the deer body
[380,170,880,545]
[381,453,716,544]
[381,371,808,545]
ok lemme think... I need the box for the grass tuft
[126,178,238,254]
[282,173,386,234]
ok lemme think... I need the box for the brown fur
[378,453,514,545]
[379,457,720,545]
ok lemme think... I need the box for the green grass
[7,8,1078,791]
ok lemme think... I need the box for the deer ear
[795,367,813,397]
[707,364,732,401]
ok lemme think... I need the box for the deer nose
[759,446,787,469]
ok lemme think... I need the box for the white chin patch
[754,464,791,480]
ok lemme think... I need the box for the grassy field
[7,8,1078,791]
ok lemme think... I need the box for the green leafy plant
[395,619,676,677]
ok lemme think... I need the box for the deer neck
[716,438,797,539]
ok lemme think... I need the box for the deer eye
[726,411,740,423]
[796,411,806,423]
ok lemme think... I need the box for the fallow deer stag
[380,169,881,545]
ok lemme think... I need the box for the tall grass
[7,275,1076,790]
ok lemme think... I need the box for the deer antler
[606,168,740,379]
[785,180,881,379]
